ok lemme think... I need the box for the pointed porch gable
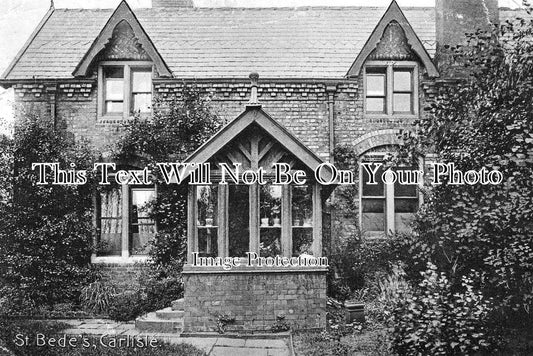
[73,0,171,77]
[347,0,439,78]
[185,106,333,184]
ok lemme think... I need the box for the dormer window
[98,62,153,119]
[364,61,418,117]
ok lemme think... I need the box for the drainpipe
[325,84,337,163]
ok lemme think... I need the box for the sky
[0,0,524,133]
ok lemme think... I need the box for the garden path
[59,319,291,356]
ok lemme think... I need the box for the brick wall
[97,263,148,293]
[12,72,435,289]
[182,268,327,332]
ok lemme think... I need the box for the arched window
[359,146,422,236]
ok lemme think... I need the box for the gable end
[347,0,439,78]
[73,0,171,78]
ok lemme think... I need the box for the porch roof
[185,104,333,184]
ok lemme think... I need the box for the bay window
[189,181,322,262]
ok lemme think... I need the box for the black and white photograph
[0,0,532,355]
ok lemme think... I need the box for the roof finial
[50,0,55,10]
[248,72,260,107]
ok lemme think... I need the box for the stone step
[135,312,184,333]
[156,307,185,319]
[171,298,185,311]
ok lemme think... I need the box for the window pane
[393,70,412,92]
[362,198,385,213]
[132,93,151,113]
[105,80,124,101]
[393,93,412,113]
[366,98,386,113]
[260,229,281,258]
[260,185,282,226]
[105,101,123,113]
[292,228,313,257]
[394,198,418,213]
[260,185,282,257]
[131,189,155,218]
[104,66,124,79]
[366,73,385,96]
[197,186,218,227]
[292,185,313,257]
[99,189,122,256]
[361,164,384,196]
[292,185,312,226]
[132,70,152,92]
[228,185,249,257]
[362,212,385,232]
[131,188,155,255]
[395,213,416,232]
[198,228,218,258]
[394,167,418,197]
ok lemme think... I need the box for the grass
[0,318,207,356]
[293,327,390,356]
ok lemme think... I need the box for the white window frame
[92,183,157,264]
[363,61,419,118]
[359,152,424,237]
[98,61,154,120]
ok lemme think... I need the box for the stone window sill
[91,255,150,264]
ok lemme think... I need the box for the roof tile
[5,6,437,80]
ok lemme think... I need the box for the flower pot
[293,219,301,226]
[273,218,281,226]
[261,218,269,227]
[344,302,365,323]
[205,218,214,226]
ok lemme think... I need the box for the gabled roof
[185,105,333,183]
[1,5,436,80]
[347,0,439,78]
[73,1,171,77]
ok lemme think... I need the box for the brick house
[0,0,505,332]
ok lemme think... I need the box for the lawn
[293,326,390,356]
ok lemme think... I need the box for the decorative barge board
[181,102,334,332]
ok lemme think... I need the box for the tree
[0,114,98,310]
[401,13,533,329]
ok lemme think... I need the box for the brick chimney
[152,0,194,7]
[436,0,498,47]
[435,0,499,76]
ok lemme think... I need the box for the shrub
[0,286,37,316]
[400,9,533,330]
[0,116,98,309]
[80,281,116,314]
[328,232,411,301]
[365,265,409,325]
[107,291,146,322]
[143,275,183,312]
[389,263,493,356]
[106,262,184,322]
